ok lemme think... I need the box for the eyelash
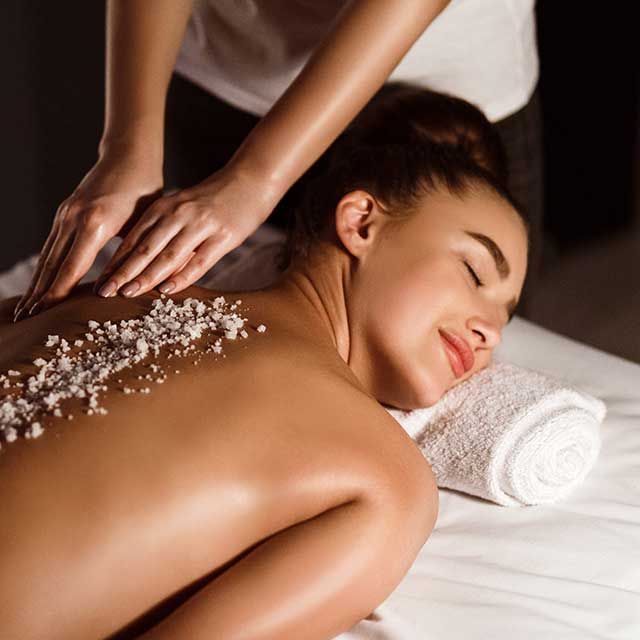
[464,261,484,287]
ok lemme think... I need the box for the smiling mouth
[440,333,465,379]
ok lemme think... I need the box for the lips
[439,329,474,378]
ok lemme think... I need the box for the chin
[378,369,445,411]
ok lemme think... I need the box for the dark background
[1,2,639,359]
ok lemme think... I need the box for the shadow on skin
[105,537,268,639]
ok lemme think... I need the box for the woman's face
[343,186,528,410]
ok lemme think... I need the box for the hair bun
[336,81,508,185]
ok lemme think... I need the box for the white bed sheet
[2,226,638,640]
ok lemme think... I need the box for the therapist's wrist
[97,138,164,183]
[224,153,292,211]
[98,125,164,166]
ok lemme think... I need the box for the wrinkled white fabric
[175,0,539,122]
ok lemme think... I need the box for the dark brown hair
[275,82,529,271]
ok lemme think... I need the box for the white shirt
[174,0,539,123]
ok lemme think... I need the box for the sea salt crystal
[43,392,59,409]
[0,293,264,447]
[25,422,44,439]
[136,338,149,358]
[256,324,267,333]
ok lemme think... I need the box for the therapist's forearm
[227,0,450,196]
[99,0,194,158]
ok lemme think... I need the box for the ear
[334,190,387,260]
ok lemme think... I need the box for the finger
[158,250,196,284]
[157,233,237,295]
[98,218,184,297]
[170,251,197,277]
[14,221,61,317]
[38,222,111,311]
[93,204,168,294]
[20,226,76,317]
[117,225,208,297]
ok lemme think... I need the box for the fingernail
[13,307,25,323]
[158,281,175,294]
[121,282,140,297]
[98,281,117,297]
[28,301,41,316]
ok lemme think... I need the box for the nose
[469,315,502,349]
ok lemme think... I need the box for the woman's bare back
[0,282,437,639]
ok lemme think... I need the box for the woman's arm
[99,0,194,160]
[228,0,450,194]
[46,0,451,309]
[11,0,195,321]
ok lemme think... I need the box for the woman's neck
[265,243,352,364]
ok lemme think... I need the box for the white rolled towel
[385,361,606,507]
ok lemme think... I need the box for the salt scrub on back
[0,294,267,450]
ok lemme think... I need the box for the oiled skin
[0,282,438,640]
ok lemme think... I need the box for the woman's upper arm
[227,0,452,198]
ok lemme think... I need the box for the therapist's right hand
[12,148,164,322]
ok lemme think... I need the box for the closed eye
[464,261,484,287]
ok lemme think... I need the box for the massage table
[1,225,638,640]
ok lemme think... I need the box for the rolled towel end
[387,362,607,508]
[495,393,606,507]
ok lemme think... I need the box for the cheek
[365,258,456,344]
[361,261,454,407]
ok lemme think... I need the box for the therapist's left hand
[92,164,283,299]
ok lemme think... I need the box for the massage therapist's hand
[90,164,283,300]
[13,148,164,322]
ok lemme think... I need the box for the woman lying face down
[277,141,528,410]
[0,85,528,640]
[274,77,530,408]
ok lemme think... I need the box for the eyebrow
[463,229,519,323]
